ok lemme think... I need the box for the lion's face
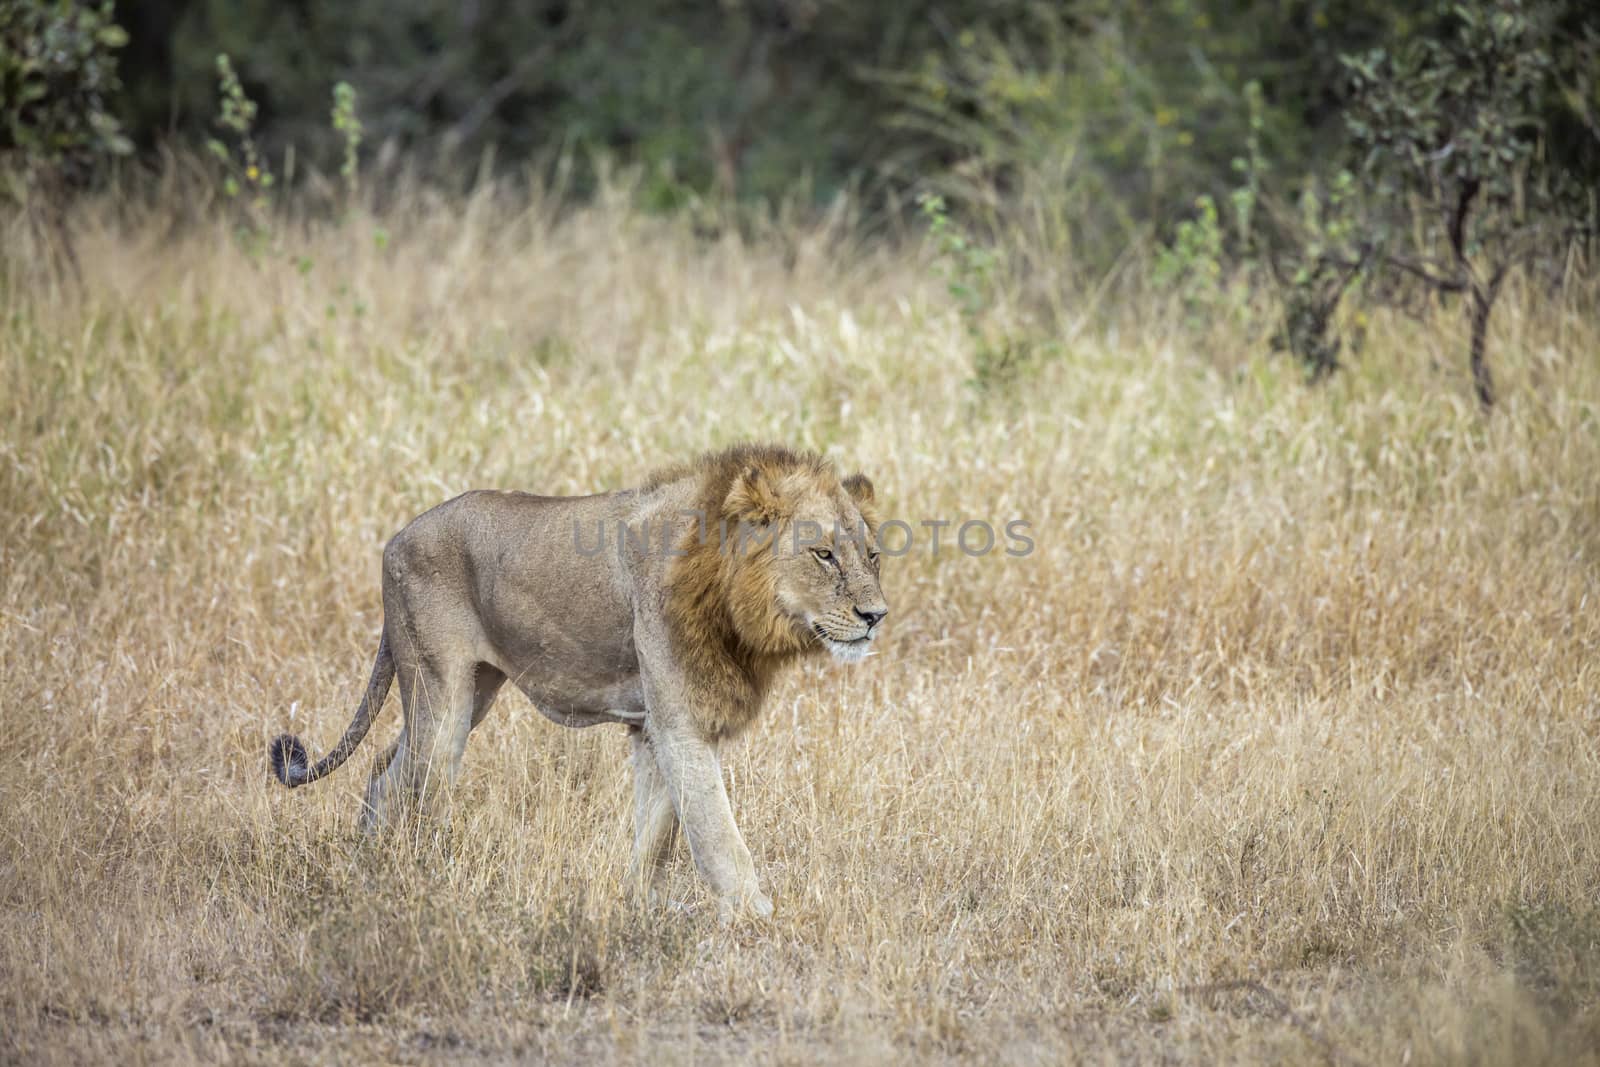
[722,465,889,663]
[772,490,888,663]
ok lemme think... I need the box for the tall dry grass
[2,177,1599,1064]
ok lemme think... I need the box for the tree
[1340,0,1597,408]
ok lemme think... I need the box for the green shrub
[204,53,274,251]
[920,191,1047,392]
[1274,0,1598,407]
[0,0,130,184]
[0,0,130,278]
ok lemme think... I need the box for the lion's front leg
[627,726,679,901]
[649,723,772,921]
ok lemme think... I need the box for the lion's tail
[269,633,395,789]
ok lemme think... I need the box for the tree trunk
[1468,285,1495,410]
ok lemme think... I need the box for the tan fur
[269,443,889,919]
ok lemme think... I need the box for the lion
[268,443,888,919]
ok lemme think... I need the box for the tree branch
[1381,251,1467,293]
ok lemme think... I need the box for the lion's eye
[812,547,834,563]
[868,551,880,564]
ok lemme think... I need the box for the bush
[1,0,131,277]
[1271,0,1599,407]
[1,0,131,182]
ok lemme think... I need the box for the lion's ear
[842,472,875,506]
[726,466,787,524]
[842,472,879,529]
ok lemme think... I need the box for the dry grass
[2,180,1599,1065]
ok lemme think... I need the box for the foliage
[1270,0,1599,407]
[1265,170,1369,381]
[203,57,368,259]
[0,0,131,187]
[204,53,273,251]
[920,190,1044,392]
[6,1,1600,412]
[13,1,1596,288]
[0,0,131,280]
[116,0,1055,207]
[1340,0,1596,407]
[330,80,361,200]
[887,2,1407,269]
[920,192,997,327]
[1153,84,1265,336]
[1153,194,1228,320]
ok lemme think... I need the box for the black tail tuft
[269,734,311,787]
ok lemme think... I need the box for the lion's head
[726,461,888,663]
[668,446,890,670]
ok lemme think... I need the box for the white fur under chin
[825,638,875,663]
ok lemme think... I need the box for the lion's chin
[803,618,875,663]
[822,636,875,664]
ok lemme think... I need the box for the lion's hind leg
[360,656,476,832]
[361,737,402,826]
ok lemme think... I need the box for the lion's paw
[718,891,774,924]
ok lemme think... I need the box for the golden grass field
[3,180,1599,1064]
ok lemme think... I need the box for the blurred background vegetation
[6,0,1591,217]
[4,0,1599,403]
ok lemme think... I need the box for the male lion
[268,443,888,918]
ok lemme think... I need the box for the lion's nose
[855,606,887,629]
